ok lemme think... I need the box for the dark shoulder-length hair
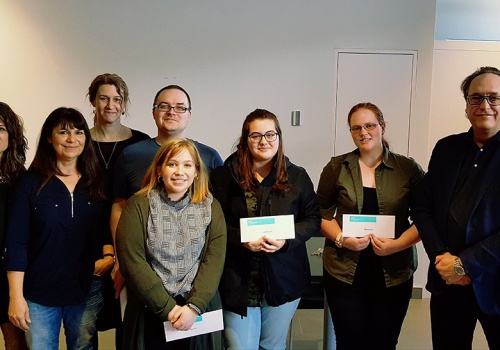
[347,102,390,150]
[0,102,27,185]
[235,108,289,192]
[29,107,105,200]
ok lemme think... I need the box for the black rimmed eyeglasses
[154,104,191,113]
[248,131,279,143]
[466,95,500,106]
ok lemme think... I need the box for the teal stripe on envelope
[350,216,376,223]
[247,218,276,225]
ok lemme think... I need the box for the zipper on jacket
[70,192,74,218]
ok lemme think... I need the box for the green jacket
[317,148,425,287]
[116,194,226,350]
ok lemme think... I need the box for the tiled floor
[0,298,490,349]
[289,298,489,350]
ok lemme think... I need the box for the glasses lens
[264,132,277,142]
[468,96,483,105]
[364,123,377,131]
[174,106,188,113]
[488,96,500,106]
[248,133,262,143]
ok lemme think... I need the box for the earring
[158,176,163,184]
[93,109,96,114]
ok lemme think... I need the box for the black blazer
[413,131,500,315]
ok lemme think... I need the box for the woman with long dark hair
[0,102,28,350]
[210,108,321,349]
[6,107,111,350]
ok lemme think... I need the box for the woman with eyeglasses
[210,108,321,350]
[0,102,28,350]
[87,73,149,350]
[317,102,425,350]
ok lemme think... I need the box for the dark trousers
[430,285,500,350]
[324,272,412,350]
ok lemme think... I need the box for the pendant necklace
[96,126,123,170]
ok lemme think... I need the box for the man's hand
[435,252,467,284]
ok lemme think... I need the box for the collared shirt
[317,148,425,286]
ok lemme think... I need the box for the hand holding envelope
[243,236,286,253]
[370,235,399,256]
[168,305,197,331]
[342,214,395,238]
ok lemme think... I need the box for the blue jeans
[26,278,103,350]
[223,297,300,350]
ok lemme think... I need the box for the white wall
[435,0,500,41]
[0,0,437,291]
[429,41,500,151]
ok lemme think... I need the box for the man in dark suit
[413,66,500,350]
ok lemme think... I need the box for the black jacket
[210,153,321,316]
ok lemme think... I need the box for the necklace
[96,125,123,170]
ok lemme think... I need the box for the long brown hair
[0,102,27,184]
[347,102,390,149]
[29,107,105,200]
[138,139,209,204]
[236,109,289,192]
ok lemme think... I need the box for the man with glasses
[109,85,223,345]
[413,66,500,349]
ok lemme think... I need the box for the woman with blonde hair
[116,139,226,350]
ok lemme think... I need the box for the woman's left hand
[260,237,285,253]
[94,256,115,277]
[370,235,399,256]
[170,305,198,331]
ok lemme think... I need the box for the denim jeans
[26,278,103,350]
[223,297,300,350]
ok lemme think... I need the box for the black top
[447,130,500,254]
[92,129,149,198]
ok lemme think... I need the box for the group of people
[0,65,498,350]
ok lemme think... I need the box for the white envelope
[240,214,295,242]
[342,214,395,238]
[164,309,224,341]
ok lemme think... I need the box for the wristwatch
[334,232,343,248]
[454,257,466,276]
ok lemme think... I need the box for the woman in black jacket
[211,108,320,350]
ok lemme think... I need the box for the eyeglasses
[349,123,379,134]
[466,95,500,106]
[154,104,191,113]
[248,131,279,143]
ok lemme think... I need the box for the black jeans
[324,271,412,350]
[430,285,500,350]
